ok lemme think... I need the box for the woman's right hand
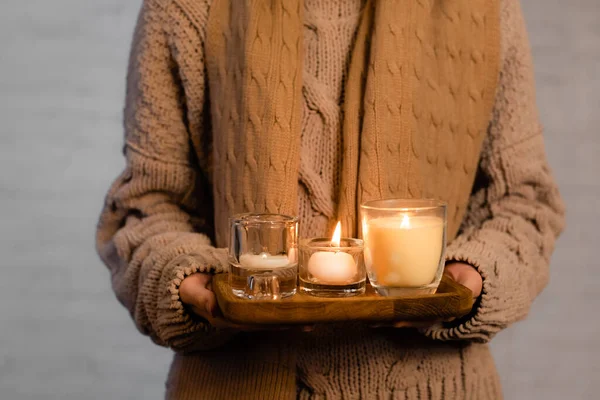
[179,273,241,329]
[180,273,312,332]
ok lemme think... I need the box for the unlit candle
[239,252,291,269]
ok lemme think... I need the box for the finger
[179,275,218,320]
[203,291,218,318]
[443,268,460,282]
[392,321,413,328]
[370,320,439,329]
[462,273,482,298]
[187,300,214,322]
[187,304,206,318]
[444,263,482,298]
[391,321,434,329]
[451,271,479,298]
[185,283,216,312]
[179,274,211,305]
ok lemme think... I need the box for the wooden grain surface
[214,274,474,325]
[1,0,597,398]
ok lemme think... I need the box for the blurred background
[1,0,598,399]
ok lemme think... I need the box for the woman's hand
[444,261,483,298]
[179,273,298,331]
[179,273,242,330]
[377,262,483,329]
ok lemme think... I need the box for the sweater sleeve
[425,0,566,342]
[95,0,231,352]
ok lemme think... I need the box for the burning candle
[299,222,366,297]
[364,214,444,287]
[360,199,447,295]
[307,222,357,284]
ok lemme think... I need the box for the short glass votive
[298,238,366,297]
[360,199,447,296]
[228,213,298,300]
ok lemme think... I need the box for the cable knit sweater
[96,0,565,398]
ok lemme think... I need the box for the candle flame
[331,221,342,247]
[400,214,410,229]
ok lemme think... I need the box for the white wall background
[1,1,598,399]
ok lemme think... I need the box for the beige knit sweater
[96,0,565,398]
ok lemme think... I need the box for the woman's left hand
[376,262,482,329]
[444,261,482,298]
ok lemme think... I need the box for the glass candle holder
[299,237,365,297]
[228,213,298,300]
[360,199,447,296]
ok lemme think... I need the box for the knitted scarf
[204,0,500,245]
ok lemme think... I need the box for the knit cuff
[154,248,236,352]
[424,238,524,343]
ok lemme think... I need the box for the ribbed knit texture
[297,0,364,238]
[95,0,565,399]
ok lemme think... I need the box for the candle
[239,252,291,269]
[307,222,358,284]
[364,214,444,287]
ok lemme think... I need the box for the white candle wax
[239,253,291,269]
[307,251,357,284]
[364,215,444,287]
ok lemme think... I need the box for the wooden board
[214,274,474,325]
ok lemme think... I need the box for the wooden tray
[214,274,473,325]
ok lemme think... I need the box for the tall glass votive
[360,199,447,296]
[228,213,298,300]
[298,223,366,297]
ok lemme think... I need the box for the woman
[96,0,565,398]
